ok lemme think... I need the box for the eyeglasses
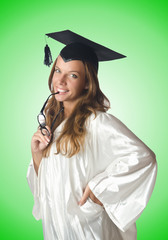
[37,92,64,136]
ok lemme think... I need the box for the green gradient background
[0,0,167,239]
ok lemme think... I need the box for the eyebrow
[55,65,80,74]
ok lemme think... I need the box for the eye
[55,68,60,73]
[70,73,78,78]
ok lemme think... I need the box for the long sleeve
[27,159,42,220]
[88,112,157,232]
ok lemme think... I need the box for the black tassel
[44,44,53,67]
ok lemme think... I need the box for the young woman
[27,30,157,240]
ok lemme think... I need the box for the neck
[63,103,75,118]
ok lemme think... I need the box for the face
[52,55,87,109]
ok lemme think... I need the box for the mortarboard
[44,30,126,72]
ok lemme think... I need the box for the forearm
[32,152,43,176]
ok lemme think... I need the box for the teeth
[57,89,68,93]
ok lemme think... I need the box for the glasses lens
[41,127,50,136]
[38,114,46,126]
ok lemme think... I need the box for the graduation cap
[44,30,126,72]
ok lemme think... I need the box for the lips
[56,88,69,94]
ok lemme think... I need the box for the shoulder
[86,111,129,138]
[87,111,126,130]
[87,111,156,160]
[87,110,140,143]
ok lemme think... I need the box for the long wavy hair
[43,58,110,158]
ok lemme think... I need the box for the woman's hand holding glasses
[32,92,63,175]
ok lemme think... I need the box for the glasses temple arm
[40,92,59,114]
[51,107,64,130]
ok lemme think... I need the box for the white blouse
[27,111,157,240]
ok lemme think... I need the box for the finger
[44,126,52,137]
[36,128,51,142]
[33,131,50,144]
[89,192,103,206]
[33,133,49,146]
[44,135,51,144]
[78,185,91,206]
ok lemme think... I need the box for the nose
[53,73,67,87]
[56,74,67,86]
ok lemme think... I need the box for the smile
[57,88,69,94]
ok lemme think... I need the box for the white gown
[27,111,157,240]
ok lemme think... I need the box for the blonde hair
[43,58,110,158]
